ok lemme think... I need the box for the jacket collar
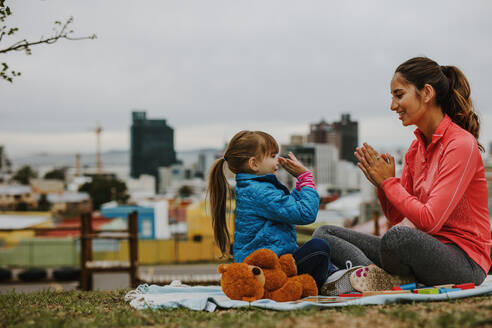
[413,114,452,150]
[235,173,262,181]
[236,173,277,181]
[236,173,290,194]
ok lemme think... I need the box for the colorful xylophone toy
[338,282,475,297]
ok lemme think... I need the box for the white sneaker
[349,264,415,292]
[320,261,363,296]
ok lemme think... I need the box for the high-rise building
[279,143,339,189]
[130,111,177,192]
[0,146,12,174]
[334,114,358,165]
[307,114,358,165]
[307,119,338,145]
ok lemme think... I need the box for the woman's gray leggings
[312,225,486,286]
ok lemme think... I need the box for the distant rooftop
[30,179,64,193]
[0,215,50,229]
[0,185,31,195]
[131,111,168,126]
[47,191,89,203]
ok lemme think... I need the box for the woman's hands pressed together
[278,152,309,177]
[354,143,395,187]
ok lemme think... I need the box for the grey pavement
[0,263,221,294]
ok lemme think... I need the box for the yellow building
[186,200,235,242]
[114,200,236,264]
[0,212,53,248]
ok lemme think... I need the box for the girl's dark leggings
[293,238,337,289]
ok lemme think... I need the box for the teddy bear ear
[218,264,229,274]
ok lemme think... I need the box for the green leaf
[8,27,18,35]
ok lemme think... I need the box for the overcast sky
[2,0,492,158]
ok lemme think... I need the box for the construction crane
[75,153,81,177]
[94,124,103,174]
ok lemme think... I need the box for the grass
[1,289,492,328]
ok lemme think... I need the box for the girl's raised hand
[278,152,309,177]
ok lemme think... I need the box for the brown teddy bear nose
[252,267,261,275]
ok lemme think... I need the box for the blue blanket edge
[128,282,492,311]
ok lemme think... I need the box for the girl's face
[390,73,426,127]
[254,152,279,175]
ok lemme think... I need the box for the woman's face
[390,73,426,127]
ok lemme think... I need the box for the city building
[159,164,187,195]
[125,174,156,201]
[307,114,358,165]
[336,160,361,192]
[48,191,92,217]
[0,146,12,180]
[100,202,170,240]
[130,111,177,192]
[279,143,339,191]
[0,185,37,211]
[0,213,53,248]
[186,200,235,243]
[196,148,222,179]
[289,135,305,146]
[158,163,208,196]
[307,119,337,144]
[30,179,64,194]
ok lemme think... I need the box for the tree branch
[0,16,97,55]
[0,7,96,83]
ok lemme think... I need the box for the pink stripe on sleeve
[296,171,316,191]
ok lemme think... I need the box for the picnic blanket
[125,278,492,312]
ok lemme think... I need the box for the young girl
[208,130,336,290]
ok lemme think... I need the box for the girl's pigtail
[207,157,231,257]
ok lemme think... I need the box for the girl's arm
[254,152,317,225]
[295,171,316,191]
[379,137,479,233]
[253,182,320,225]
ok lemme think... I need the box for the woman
[315,57,490,292]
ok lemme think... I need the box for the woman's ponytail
[396,57,484,152]
[207,157,231,257]
[441,65,484,151]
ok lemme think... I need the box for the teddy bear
[217,248,318,302]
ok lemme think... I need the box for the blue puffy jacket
[233,173,320,262]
